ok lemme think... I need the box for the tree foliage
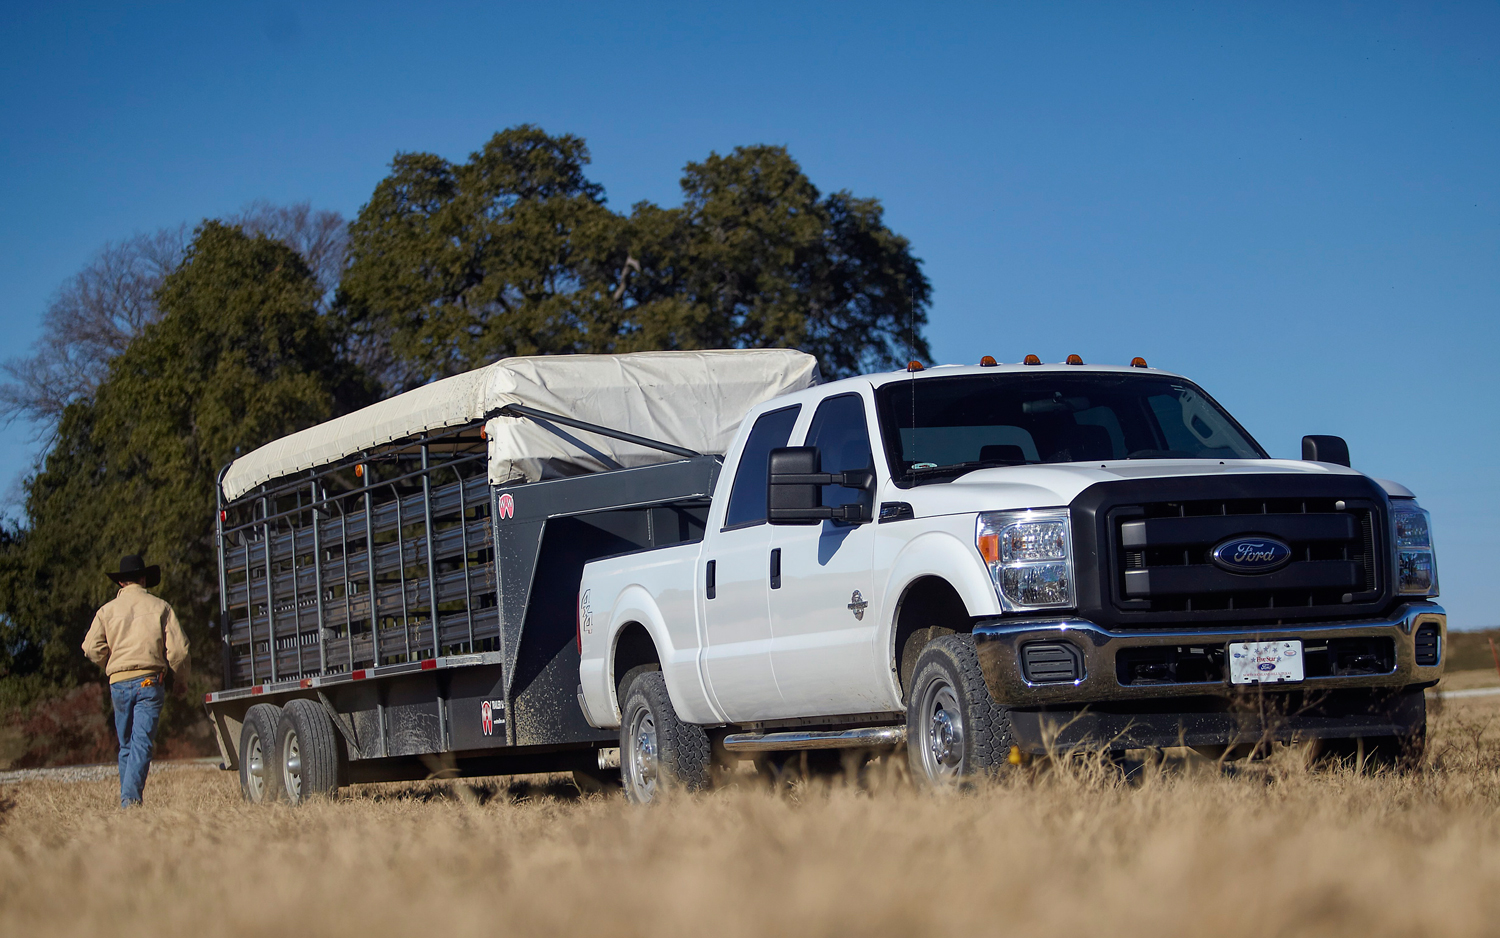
[0,223,369,733]
[0,203,348,433]
[342,127,930,387]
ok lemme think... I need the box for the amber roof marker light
[907,360,925,372]
[1131,357,1149,368]
[1023,354,1041,365]
[979,355,998,367]
[1066,354,1084,365]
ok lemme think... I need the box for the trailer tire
[274,698,344,804]
[239,703,284,803]
[619,670,710,804]
[906,634,1014,786]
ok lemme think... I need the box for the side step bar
[721,726,906,753]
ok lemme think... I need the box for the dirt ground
[2,686,1498,938]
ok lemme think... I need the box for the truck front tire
[238,703,284,803]
[618,669,711,804]
[907,634,1015,785]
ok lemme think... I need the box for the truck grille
[1071,475,1392,629]
[1117,497,1377,613]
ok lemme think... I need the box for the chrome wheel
[245,733,266,801]
[917,678,966,781]
[282,728,303,802]
[624,707,659,803]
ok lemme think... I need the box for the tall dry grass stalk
[2,696,1498,938]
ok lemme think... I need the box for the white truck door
[767,393,887,717]
[701,405,801,722]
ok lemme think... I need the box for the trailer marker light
[979,356,998,367]
[355,464,364,478]
[204,693,214,703]
[219,510,227,522]
[1024,355,1041,365]
[300,679,312,688]
[1066,354,1084,365]
[421,658,437,670]
[480,425,487,441]
[1131,357,1148,368]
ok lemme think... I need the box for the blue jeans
[110,675,165,807]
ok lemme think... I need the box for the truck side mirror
[766,447,873,525]
[1302,435,1350,467]
[767,447,825,525]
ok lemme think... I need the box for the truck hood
[893,459,1402,517]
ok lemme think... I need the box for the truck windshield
[875,372,1266,483]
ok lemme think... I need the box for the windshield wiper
[905,460,1030,481]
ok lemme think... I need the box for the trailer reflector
[421,659,437,670]
[352,670,367,680]
[251,686,264,695]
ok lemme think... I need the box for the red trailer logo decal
[481,700,494,735]
[498,493,515,519]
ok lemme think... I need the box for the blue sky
[1,2,1496,627]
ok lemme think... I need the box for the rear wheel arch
[611,621,662,719]
[891,576,975,704]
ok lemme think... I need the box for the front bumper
[972,602,1445,708]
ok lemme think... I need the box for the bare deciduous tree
[0,203,349,433]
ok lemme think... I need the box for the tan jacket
[82,583,190,684]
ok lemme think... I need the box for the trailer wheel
[907,634,1014,786]
[274,698,345,804]
[239,703,284,803]
[619,670,710,804]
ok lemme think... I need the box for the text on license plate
[1228,640,1304,684]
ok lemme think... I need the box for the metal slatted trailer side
[204,416,722,794]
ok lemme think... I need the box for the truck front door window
[804,394,874,515]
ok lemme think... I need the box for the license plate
[1228,640,1304,684]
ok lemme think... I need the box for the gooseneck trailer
[203,350,817,801]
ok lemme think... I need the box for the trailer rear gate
[206,418,720,784]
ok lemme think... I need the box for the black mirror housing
[767,447,825,525]
[1302,435,1351,467]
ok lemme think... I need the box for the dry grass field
[3,683,1499,938]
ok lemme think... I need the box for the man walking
[82,555,190,808]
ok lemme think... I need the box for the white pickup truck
[577,358,1445,802]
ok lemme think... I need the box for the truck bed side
[579,541,717,728]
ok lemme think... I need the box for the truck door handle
[769,548,782,589]
[706,560,716,600]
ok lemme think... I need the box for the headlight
[1391,503,1439,596]
[977,509,1075,611]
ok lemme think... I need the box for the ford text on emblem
[1211,536,1293,574]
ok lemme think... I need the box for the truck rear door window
[723,405,801,528]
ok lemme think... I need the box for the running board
[721,726,906,752]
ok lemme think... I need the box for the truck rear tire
[907,634,1015,785]
[238,703,284,803]
[274,698,344,803]
[618,669,711,804]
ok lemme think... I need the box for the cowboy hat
[107,554,160,588]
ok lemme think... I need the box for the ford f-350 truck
[577,357,1445,802]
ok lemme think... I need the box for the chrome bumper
[972,603,1446,708]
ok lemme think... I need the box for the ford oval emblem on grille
[1211,536,1293,574]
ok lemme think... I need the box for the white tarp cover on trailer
[219,349,820,502]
